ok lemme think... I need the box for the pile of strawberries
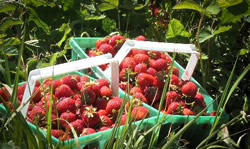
[84,34,215,116]
[13,74,150,141]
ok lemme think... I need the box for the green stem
[196,14,205,87]
[3,52,11,86]
[117,8,120,32]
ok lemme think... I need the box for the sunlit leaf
[0,37,21,51]
[85,15,106,20]
[173,0,211,17]
[27,58,38,74]
[57,23,71,47]
[166,18,191,40]
[199,29,214,43]
[98,3,117,12]
[28,7,50,35]
[206,0,220,15]
[214,26,232,35]
[217,125,239,148]
[106,0,119,7]
[102,18,116,33]
[217,0,243,8]
[0,2,16,13]
[0,18,23,31]
[240,49,249,55]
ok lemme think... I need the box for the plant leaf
[217,0,243,8]
[173,0,211,17]
[206,0,220,15]
[0,2,16,13]
[98,3,117,12]
[57,23,71,47]
[28,7,50,35]
[213,25,232,35]
[166,18,191,40]
[85,15,106,20]
[199,29,214,43]
[106,0,119,7]
[217,125,239,148]
[0,18,23,32]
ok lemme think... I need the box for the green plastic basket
[0,71,160,149]
[69,37,230,146]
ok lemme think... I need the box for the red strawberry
[99,64,108,71]
[209,111,217,116]
[125,97,144,111]
[183,108,195,115]
[41,78,62,93]
[60,112,77,129]
[152,102,161,110]
[105,97,123,117]
[56,97,76,114]
[135,35,146,41]
[133,92,148,104]
[80,86,97,105]
[148,51,161,59]
[170,74,180,86]
[109,34,125,50]
[96,39,106,49]
[133,53,149,64]
[144,87,161,104]
[32,87,42,103]
[165,91,181,107]
[97,109,108,116]
[80,75,90,82]
[30,105,46,122]
[120,114,127,125]
[81,106,100,128]
[149,58,168,71]
[100,86,112,97]
[119,82,132,93]
[129,86,142,95]
[66,119,84,134]
[60,75,80,89]
[130,48,147,56]
[131,106,149,121]
[195,92,204,103]
[100,115,113,127]
[95,97,108,110]
[55,84,74,99]
[119,68,135,82]
[134,63,147,73]
[146,67,157,76]
[0,87,11,102]
[80,128,96,136]
[181,81,197,97]
[136,73,155,88]
[96,78,109,88]
[99,126,110,131]
[166,102,183,114]
[51,129,66,139]
[97,43,115,56]
[120,57,136,70]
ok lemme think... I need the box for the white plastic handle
[104,40,200,80]
[20,53,119,117]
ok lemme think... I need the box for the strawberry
[56,97,76,114]
[55,84,74,99]
[95,97,108,110]
[97,43,115,56]
[120,114,127,125]
[99,64,108,71]
[133,92,148,104]
[209,111,217,116]
[136,73,155,88]
[80,86,97,105]
[133,53,149,64]
[183,108,195,115]
[195,92,204,103]
[165,91,181,107]
[60,112,77,129]
[166,102,183,115]
[30,105,46,123]
[97,109,108,116]
[170,74,180,86]
[131,106,149,121]
[125,97,144,111]
[80,128,96,136]
[105,97,123,117]
[100,115,113,127]
[129,86,142,95]
[119,68,136,82]
[80,75,90,82]
[32,87,42,103]
[146,67,157,76]
[99,126,110,131]
[66,119,84,134]
[96,39,107,49]
[144,87,161,104]
[135,35,146,41]
[130,48,147,56]
[148,51,161,59]
[109,34,125,50]
[120,57,137,70]
[41,78,62,93]
[134,63,147,73]
[81,106,100,128]
[0,87,11,102]
[96,78,110,88]
[119,82,132,93]
[181,81,197,98]
[51,129,66,139]
[152,102,162,110]
[60,75,80,89]
[149,58,168,71]
[100,86,112,97]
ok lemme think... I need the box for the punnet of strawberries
[8,74,151,141]
[84,34,216,116]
